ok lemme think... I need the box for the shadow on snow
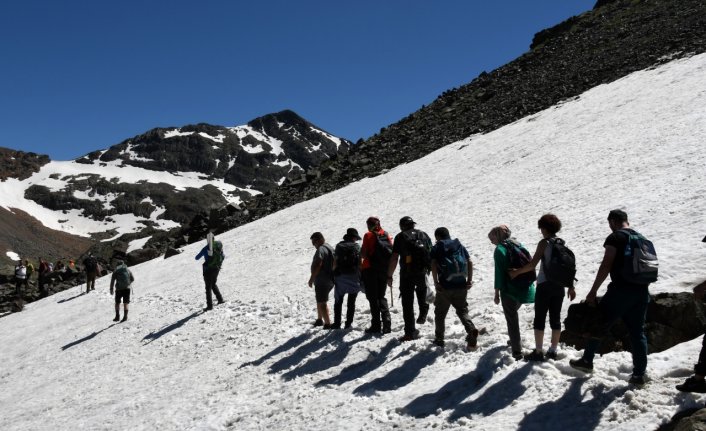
[142,311,202,345]
[353,348,443,396]
[61,324,117,350]
[239,332,312,368]
[281,333,368,380]
[315,339,398,387]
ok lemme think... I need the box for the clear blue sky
[0,1,595,160]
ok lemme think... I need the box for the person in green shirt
[488,225,535,360]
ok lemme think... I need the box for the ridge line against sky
[0,1,594,161]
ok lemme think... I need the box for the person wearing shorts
[308,232,334,329]
[110,260,134,323]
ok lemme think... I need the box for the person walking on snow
[510,214,576,361]
[195,235,226,311]
[110,259,134,322]
[387,216,433,342]
[361,216,394,334]
[308,232,335,329]
[83,253,98,293]
[430,227,479,350]
[489,224,536,360]
[569,210,653,386]
[332,228,363,329]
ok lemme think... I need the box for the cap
[399,216,416,229]
[343,228,362,241]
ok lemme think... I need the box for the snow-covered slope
[2,54,706,430]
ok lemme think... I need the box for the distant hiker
[38,257,50,297]
[332,228,363,329]
[430,227,479,350]
[387,216,433,341]
[510,214,576,361]
[195,235,225,311]
[489,225,536,360]
[83,253,98,293]
[361,216,394,334]
[67,259,76,273]
[24,259,34,288]
[110,259,134,322]
[14,260,27,296]
[55,260,65,272]
[569,210,656,386]
[308,232,335,329]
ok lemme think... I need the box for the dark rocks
[126,248,161,266]
[561,292,706,355]
[164,247,182,259]
[0,147,50,181]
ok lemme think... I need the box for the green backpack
[207,241,225,269]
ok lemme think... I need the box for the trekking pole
[389,280,394,307]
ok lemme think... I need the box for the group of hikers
[13,257,80,297]
[306,209,706,392]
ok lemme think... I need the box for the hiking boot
[113,314,120,322]
[364,326,382,334]
[217,300,225,305]
[400,330,420,342]
[545,350,558,360]
[524,350,546,362]
[330,323,341,330]
[512,351,523,361]
[416,315,426,324]
[676,376,706,393]
[569,358,594,373]
[313,319,324,327]
[120,315,128,323]
[203,307,213,312]
[466,329,479,350]
[432,338,445,348]
[344,322,352,329]
[628,374,647,386]
[322,324,333,330]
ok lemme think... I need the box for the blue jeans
[582,285,650,376]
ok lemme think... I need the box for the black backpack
[542,238,577,288]
[402,230,431,272]
[371,231,393,270]
[502,240,536,289]
[618,229,658,285]
[84,257,97,272]
[336,242,360,274]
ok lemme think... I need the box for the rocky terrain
[0,147,50,181]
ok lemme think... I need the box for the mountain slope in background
[1,52,705,430]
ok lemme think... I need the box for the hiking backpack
[84,257,97,272]
[542,238,577,288]
[114,265,133,290]
[336,242,360,274]
[371,231,393,270]
[438,240,468,284]
[15,265,27,279]
[207,241,225,269]
[618,229,658,285]
[502,240,536,289]
[402,230,431,272]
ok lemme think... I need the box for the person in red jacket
[360,216,393,334]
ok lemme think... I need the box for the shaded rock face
[0,147,50,181]
[561,292,706,354]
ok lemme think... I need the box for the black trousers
[362,269,391,330]
[334,293,358,326]
[203,266,224,308]
[400,272,429,336]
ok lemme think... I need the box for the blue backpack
[437,239,468,285]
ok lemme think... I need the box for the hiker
[195,236,225,311]
[83,253,98,293]
[569,210,655,386]
[308,232,335,328]
[110,259,134,322]
[332,228,363,329]
[430,227,479,349]
[38,257,50,297]
[387,216,433,341]
[24,259,34,289]
[676,235,706,392]
[361,216,394,334]
[488,225,536,360]
[510,214,576,361]
[14,260,27,296]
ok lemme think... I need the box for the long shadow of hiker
[353,348,443,396]
[57,292,85,304]
[402,346,505,418]
[316,339,398,387]
[282,333,367,381]
[268,331,339,374]
[239,332,312,368]
[448,362,533,421]
[62,324,117,350]
[142,311,201,345]
[517,378,629,431]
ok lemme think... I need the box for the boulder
[164,247,182,259]
[126,248,161,266]
[675,408,706,431]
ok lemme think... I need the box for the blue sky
[0,1,595,160]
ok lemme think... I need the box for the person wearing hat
[110,259,134,322]
[308,232,335,328]
[332,228,363,329]
[360,216,394,334]
[387,216,433,341]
